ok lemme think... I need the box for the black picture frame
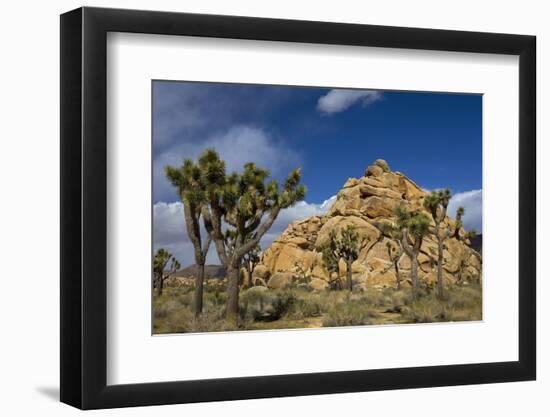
[60,6,536,410]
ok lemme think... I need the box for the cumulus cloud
[447,189,482,233]
[153,202,218,266]
[317,89,382,114]
[153,125,302,202]
[153,195,337,267]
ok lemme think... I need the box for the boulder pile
[254,159,482,290]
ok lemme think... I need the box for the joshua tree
[452,206,478,241]
[336,225,361,291]
[453,206,465,239]
[293,261,311,286]
[456,257,467,285]
[385,240,404,289]
[243,243,261,288]
[192,149,306,324]
[320,226,362,291]
[426,196,478,294]
[377,221,406,290]
[394,205,430,299]
[165,160,212,317]
[463,229,477,243]
[457,227,479,284]
[321,230,342,290]
[423,189,452,300]
[153,248,180,296]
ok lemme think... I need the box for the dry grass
[153,282,482,334]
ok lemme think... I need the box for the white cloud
[447,189,482,233]
[153,195,337,267]
[317,89,382,114]
[154,125,301,201]
[153,202,186,245]
[153,201,219,266]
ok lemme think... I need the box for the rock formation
[255,159,482,290]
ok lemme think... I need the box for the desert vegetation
[153,157,482,333]
[153,281,482,333]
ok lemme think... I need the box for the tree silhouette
[153,248,180,296]
[191,149,306,324]
[165,160,212,317]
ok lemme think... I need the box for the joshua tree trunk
[156,275,164,296]
[393,260,401,290]
[193,264,205,318]
[246,265,253,288]
[346,259,353,291]
[225,259,241,325]
[401,228,422,300]
[410,256,419,300]
[436,236,445,299]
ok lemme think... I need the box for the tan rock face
[256,160,482,289]
[315,215,379,249]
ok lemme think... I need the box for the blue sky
[152,81,482,266]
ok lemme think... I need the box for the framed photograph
[60,6,536,409]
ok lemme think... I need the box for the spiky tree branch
[190,149,306,324]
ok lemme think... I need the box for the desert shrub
[382,289,411,312]
[446,284,482,321]
[203,287,227,307]
[393,283,482,324]
[400,300,452,323]
[240,288,296,321]
[322,300,379,327]
[153,299,180,319]
[355,289,391,308]
[173,292,192,308]
[190,309,236,332]
[285,292,324,319]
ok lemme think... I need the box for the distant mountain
[174,264,225,279]
[469,234,482,254]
